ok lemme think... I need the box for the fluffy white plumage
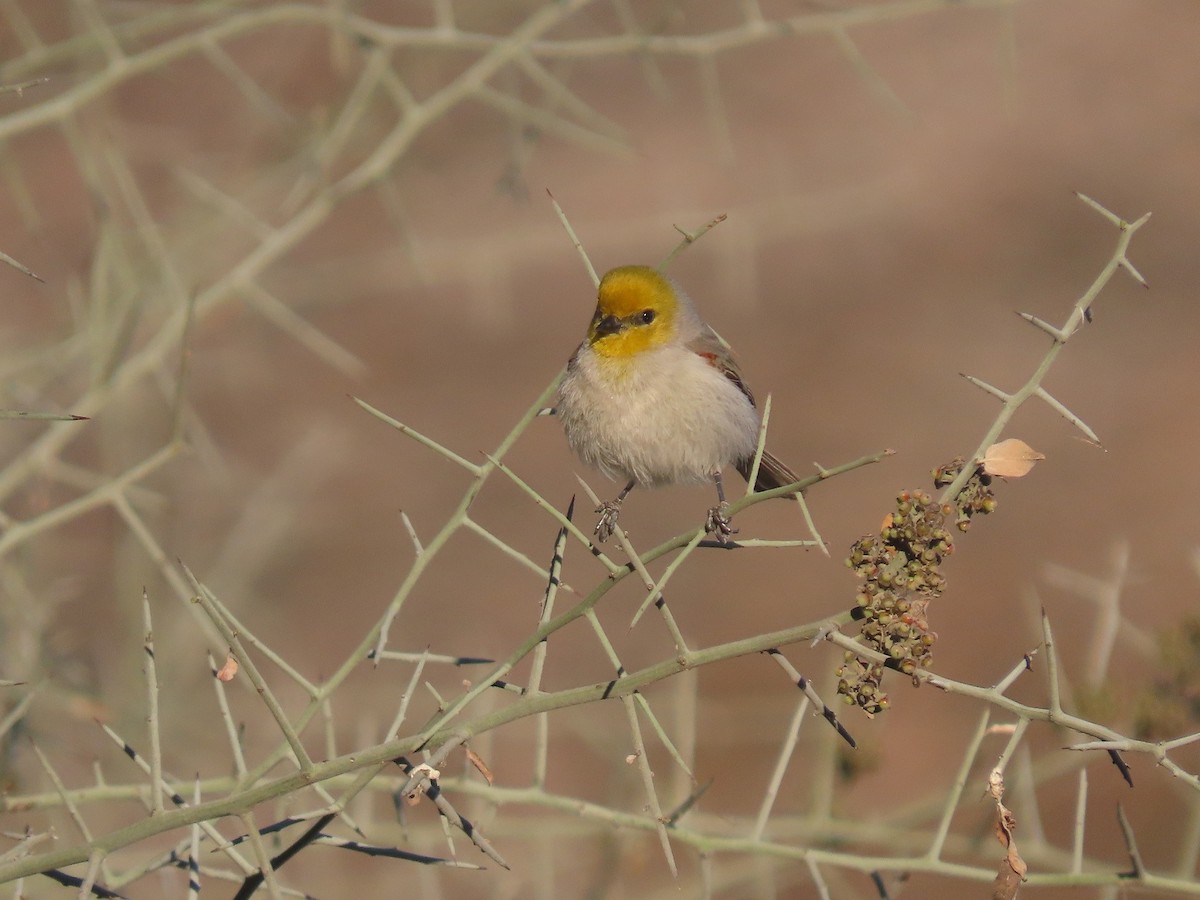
[556,265,800,541]
[557,339,759,487]
[556,267,761,488]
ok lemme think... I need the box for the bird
[556,264,800,542]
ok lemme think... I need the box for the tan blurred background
[1,1,1199,897]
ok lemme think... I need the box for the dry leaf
[987,768,1005,800]
[993,859,1023,900]
[995,806,1028,877]
[466,747,495,785]
[992,784,1028,899]
[216,655,239,682]
[981,438,1046,478]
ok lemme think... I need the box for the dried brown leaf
[466,747,495,786]
[981,438,1045,478]
[992,793,1027,899]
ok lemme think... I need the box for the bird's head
[586,265,684,358]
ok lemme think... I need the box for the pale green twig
[0,687,36,741]
[237,811,283,898]
[79,850,104,898]
[623,695,677,877]
[548,189,597,286]
[1072,768,1087,874]
[940,194,1149,504]
[30,743,93,848]
[927,709,991,861]
[353,397,481,475]
[744,392,772,497]
[187,777,202,899]
[141,592,164,816]
[0,248,43,282]
[1117,803,1145,878]
[633,692,696,784]
[751,696,810,841]
[630,529,705,631]
[806,856,833,900]
[186,573,314,773]
[201,588,319,696]
[0,442,181,560]
[461,515,577,592]
[0,409,83,419]
[660,213,728,271]
[530,505,570,786]
[208,653,248,776]
[242,282,367,377]
[992,718,1031,778]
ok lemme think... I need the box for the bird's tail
[736,450,803,494]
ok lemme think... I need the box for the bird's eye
[639,309,655,324]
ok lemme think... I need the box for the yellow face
[586,265,677,359]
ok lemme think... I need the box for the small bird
[556,264,800,542]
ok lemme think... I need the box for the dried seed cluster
[934,457,997,531]
[836,460,997,715]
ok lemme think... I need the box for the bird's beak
[593,314,623,337]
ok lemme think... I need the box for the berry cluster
[934,457,997,531]
[836,461,997,715]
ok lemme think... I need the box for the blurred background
[1,1,1199,896]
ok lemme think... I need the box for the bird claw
[705,502,738,543]
[594,501,622,543]
[596,498,737,544]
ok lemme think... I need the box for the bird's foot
[705,502,738,544]
[594,501,623,543]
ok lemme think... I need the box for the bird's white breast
[557,344,760,487]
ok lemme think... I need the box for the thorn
[960,373,1009,401]
[1120,257,1148,287]
[1017,310,1067,340]
[1109,749,1134,788]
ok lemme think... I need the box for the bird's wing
[687,328,802,491]
[685,326,756,408]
